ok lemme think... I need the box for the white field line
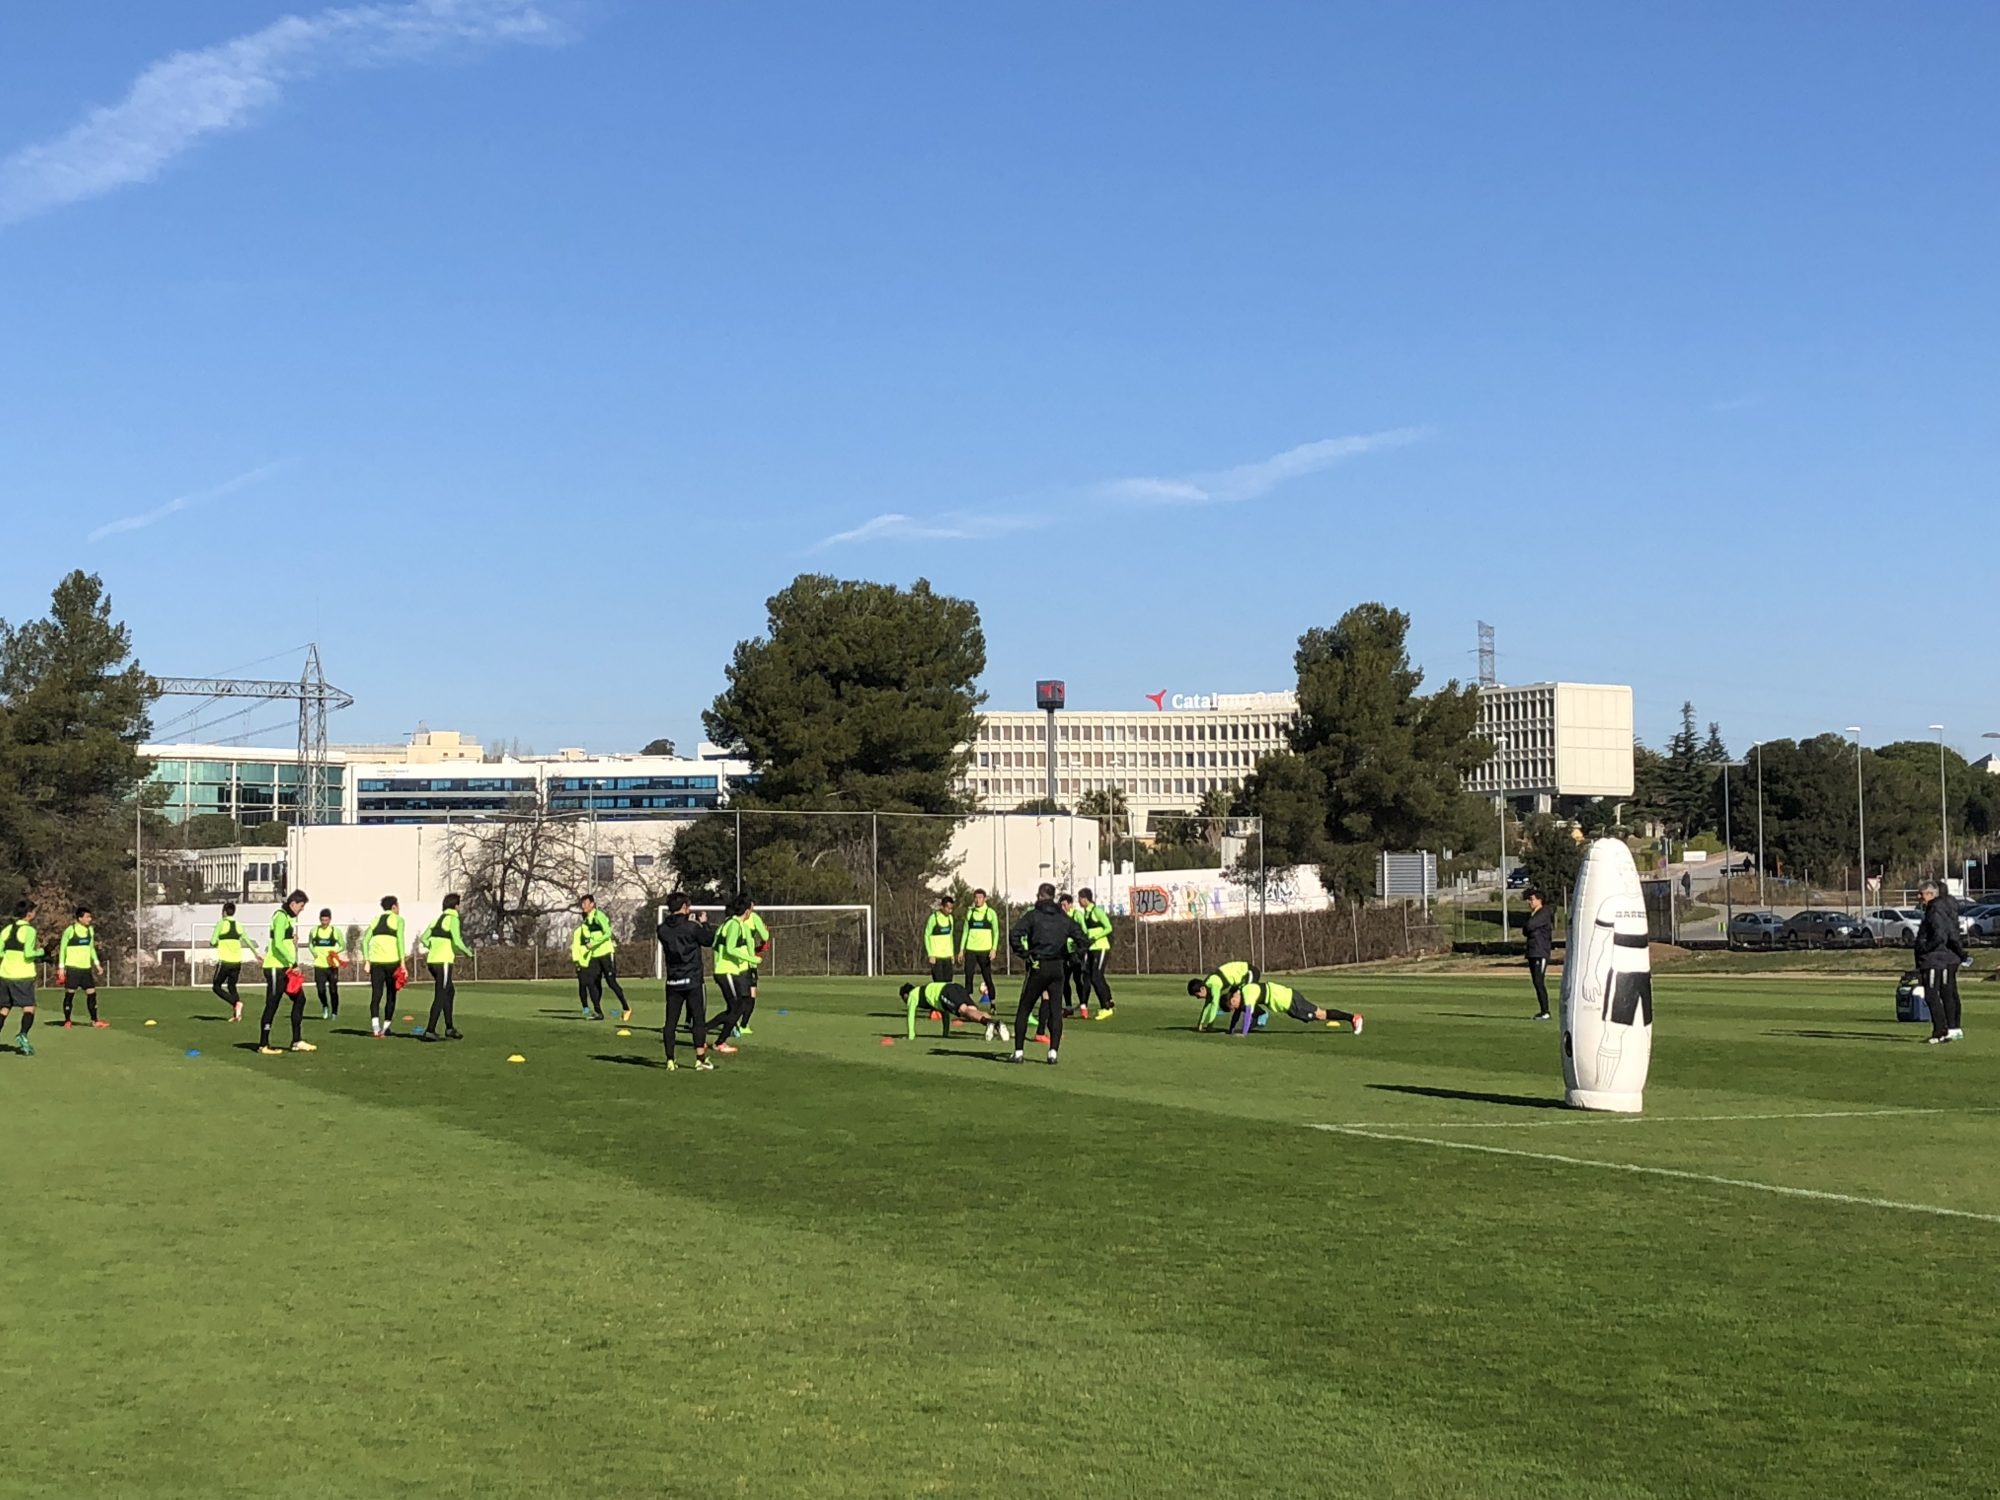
[1319,1106,1997,1130]
[1306,1123,2000,1226]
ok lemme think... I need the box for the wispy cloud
[0,0,568,228]
[1093,428,1428,508]
[1710,392,1768,413]
[89,462,287,542]
[810,428,1428,549]
[812,512,1043,552]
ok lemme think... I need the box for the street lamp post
[1721,759,1744,932]
[1752,741,1766,908]
[1930,724,1949,886]
[1844,727,1866,915]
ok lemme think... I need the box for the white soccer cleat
[983,1023,996,1041]
[1950,1028,1966,1042]
[998,1023,1011,1043]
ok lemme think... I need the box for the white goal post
[654,904,876,979]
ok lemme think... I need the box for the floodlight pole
[1753,742,1765,907]
[1930,724,1948,883]
[1845,727,1866,915]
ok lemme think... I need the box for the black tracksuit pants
[592,955,629,1011]
[1922,964,1962,1038]
[1014,962,1066,1051]
[664,976,706,1060]
[711,974,748,1040]
[314,967,340,1015]
[963,950,995,1001]
[260,969,303,1048]
[1079,950,1113,1009]
[370,964,399,1021]
[212,963,241,1010]
[425,963,458,1034]
[1528,957,1551,1015]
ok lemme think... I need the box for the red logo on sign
[1144,690,1167,711]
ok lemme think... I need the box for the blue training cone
[185,1048,201,1058]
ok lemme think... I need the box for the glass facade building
[144,747,346,827]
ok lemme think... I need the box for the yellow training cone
[616,1028,632,1037]
[144,1019,158,1027]
[506,1054,526,1064]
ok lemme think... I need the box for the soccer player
[1215,979,1364,1037]
[1057,892,1084,1013]
[58,907,107,1028]
[212,900,255,1022]
[959,888,999,1002]
[578,894,632,1022]
[570,919,601,1018]
[709,896,755,1053]
[0,899,43,1055]
[1187,960,1262,1030]
[363,895,408,1038]
[1074,888,1115,1019]
[257,889,315,1055]
[1523,888,1555,1021]
[420,893,474,1041]
[900,979,1010,1043]
[923,895,957,985]
[740,895,771,1036]
[1008,882,1085,1065]
[307,908,343,1019]
[656,892,716,1071]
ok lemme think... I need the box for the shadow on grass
[925,1048,1017,1064]
[1367,1083,1567,1111]
[592,1053,664,1068]
[1764,1028,1915,1044]
[1433,1011,1544,1022]
[189,1014,235,1023]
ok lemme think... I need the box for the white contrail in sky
[89,462,287,542]
[0,0,568,228]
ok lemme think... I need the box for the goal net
[655,904,876,978]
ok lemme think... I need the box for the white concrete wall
[1553,683,1636,797]
[941,814,1100,904]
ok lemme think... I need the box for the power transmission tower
[148,644,355,825]
[1477,621,1496,688]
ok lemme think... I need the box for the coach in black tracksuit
[1915,880,1968,1043]
[1523,889,1555,1020]
[657,894,717,1068]
[1008,882,1085,1066]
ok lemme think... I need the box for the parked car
[1506,866,1531,889]
[1864,908,1924,946]
[1961,904,2000,939]
[1728,911,1789,949]
[1784,909,1876,949]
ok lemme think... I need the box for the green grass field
[5,968,1995,1498]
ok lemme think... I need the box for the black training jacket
[1914,900,1967,969]
[1523,905,1555,961]
[657,912,714,983]
[1010,900,1082,964]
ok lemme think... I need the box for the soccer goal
[654,904,876,978]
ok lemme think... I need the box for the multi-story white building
[1465,682,1635,810]
[966,691,1297,828]
[343,750,753,825]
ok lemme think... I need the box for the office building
[1465,682,1635,809]
[329,728,485,765]
[142,743,346,827]
[966,690,1297,828]
[345,752,743,824]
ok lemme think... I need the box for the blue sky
[3,1,1994,759]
